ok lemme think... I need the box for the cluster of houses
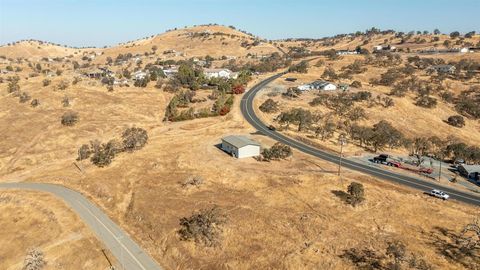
[204,68,238,79]
[80,65,238,86]
[418,47,478,54]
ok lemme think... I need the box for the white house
[204,68,238,79]
[312,81,337,91]
[336,50,359,55]
[297,84,312,91]
[162,66,178,77]
[373,45,396,52]
[133,71,148,80]
[113,78,129,86]
[221,135,260,159]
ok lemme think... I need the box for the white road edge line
[76,199,147,270]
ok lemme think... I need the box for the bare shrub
[55,80,69,91]
[42,79,51,87]
[30,99,40,107]
[122,127,148,152]
[23,248,46,270]
[341,241,432,270]
[178,206,226,246]
[181,175,204,188]
[19,92,31,103]
[61,111,78,126]
[62,96,70,107]
[77,144,91,161]
[415,95,437,108]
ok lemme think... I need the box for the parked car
[426,189,450,200]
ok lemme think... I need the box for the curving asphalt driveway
[241,72,480,206]
[0,182,162,270]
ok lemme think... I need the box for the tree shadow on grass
[331,190,350,204]
[429,226,480,269]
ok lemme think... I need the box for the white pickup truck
[426,189,450,200]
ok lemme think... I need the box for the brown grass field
[0,190,111,270]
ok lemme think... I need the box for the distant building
[113,78,129,86]
[221,135,261,159]
[162,66,178,77]
[373,45,396,52]
[84,67,113,79]
[458,164,480,181]
[336,50,358,55]
[297,84,312,91]
[298,81,337,91]
[132,71,148,80]
[311,81,337,91]
[204,68,238,79]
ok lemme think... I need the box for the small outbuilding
[221,135,260,159]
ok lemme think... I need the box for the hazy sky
[1,0,479,47]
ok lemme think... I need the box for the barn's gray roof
[459,164,480,174]
[222,135,260,148]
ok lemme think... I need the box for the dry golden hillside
[277,33,480,53]
[0,40,93,59]
[97,25,281,63]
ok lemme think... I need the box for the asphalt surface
[241,72,480,206]
[0,182,162,270]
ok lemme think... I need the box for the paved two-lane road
[241,73,480,206]
[0,182,162,270]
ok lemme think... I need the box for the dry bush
[30,99,40,107]
[19,92,31,103]
[62,96,70,107]
[178,206,226,246]
[61,111,78,126]
[122,127,148,152]
[23,248,46,270]
[259,98,279,113]
[76,144,91,161]
[333,182,365,207]
[446,115,465,128]
[415,95,437,108]
[89,139,123,167]
[55,80,69,91]
[261,143,292,161]
[341,241,432,270]
[181,175,204,188]
[347,182,365,206]
[42,79,51,87]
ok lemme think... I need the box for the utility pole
[338,134,347,177]
[438,153,443,182]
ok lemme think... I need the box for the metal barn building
[221,135,260,159]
